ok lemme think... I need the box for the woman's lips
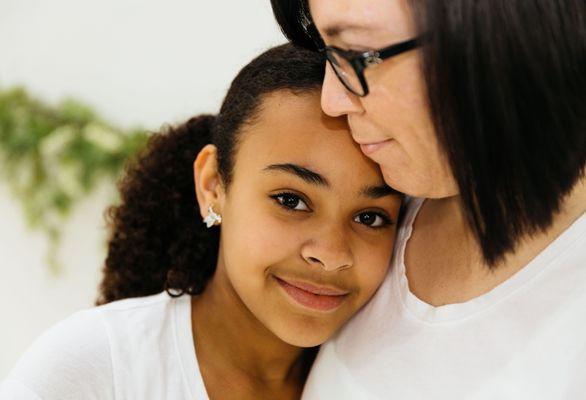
[359,140,392,156]
[275,277,349,312]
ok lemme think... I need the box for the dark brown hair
[96,44,325,305]
[271,0,586,265]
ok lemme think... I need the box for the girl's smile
[274,275,349,313]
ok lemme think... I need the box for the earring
[203,205,222,228]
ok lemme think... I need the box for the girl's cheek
[355,234,396,292]
[236,212,307,265]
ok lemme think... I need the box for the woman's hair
[96,44,325,305]
[271,0,586,265]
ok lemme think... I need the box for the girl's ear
[193,144,225,219]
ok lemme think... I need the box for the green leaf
[0,85,149,273]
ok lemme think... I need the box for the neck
[508,177,586,265]
[408,177,586,305]
[190,254,313,388]
[474,177,586,270]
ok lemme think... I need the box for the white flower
[40,126,76,159]
[83,123,122,152]
[55,162,84,199]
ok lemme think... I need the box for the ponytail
[96,43,326,305]
[96,115,220,305]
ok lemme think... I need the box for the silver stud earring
[203,205,222,228]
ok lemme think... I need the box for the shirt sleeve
[0,309,115,400]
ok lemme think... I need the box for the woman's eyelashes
[269,192,394,229]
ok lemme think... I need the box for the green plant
[0,86,149,273]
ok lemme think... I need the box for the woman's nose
[321,62,363,117]
[301,226,354,272]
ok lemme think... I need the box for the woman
[0,44,402,399]
[271,1,586,399]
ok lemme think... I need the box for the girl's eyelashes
[353,211,394,229]
[270,192,395,228]
[270,192,311,212]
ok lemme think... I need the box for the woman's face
[215,91,401,347]
[309,0,458,198]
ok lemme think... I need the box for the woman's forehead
[308,0,415,45]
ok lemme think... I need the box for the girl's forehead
[233,91,383,185]
[242,91,349,155]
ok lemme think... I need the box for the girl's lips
[275,277,349,312]
[359,140,392,156]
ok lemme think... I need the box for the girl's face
[202,91,401,347]
[308,0,459,198]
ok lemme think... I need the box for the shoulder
[96,290,177,322]
[1,292,179,400]
[95,291,182,349]
[1,306,114,399]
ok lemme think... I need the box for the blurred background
[0,0,285,378]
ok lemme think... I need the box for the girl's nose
[301,226,354,272]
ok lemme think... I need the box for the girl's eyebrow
[360,185,402,199]
[263,163,329,187]
[262,163,400,198]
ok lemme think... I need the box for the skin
[311,0,456,199]
[309,0,586,306]
[191,90,402,399]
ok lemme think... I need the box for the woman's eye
[354,212,391,228]
[272,193,310,211]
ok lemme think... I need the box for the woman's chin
[380,164,459,199]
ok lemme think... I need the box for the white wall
[0,0,285,378]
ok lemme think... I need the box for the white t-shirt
[302,197,586,400]
[0,292,209,399]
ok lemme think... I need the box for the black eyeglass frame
[322,38,421,97]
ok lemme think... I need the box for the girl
[0,44,402,399]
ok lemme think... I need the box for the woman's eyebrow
[360,185,401,199]
[263,163,329,187]
[322,23,374,39]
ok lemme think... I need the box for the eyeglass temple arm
[377,38,421,59]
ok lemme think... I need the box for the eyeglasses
[321,38,421,97]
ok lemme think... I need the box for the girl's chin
[278,332,329,348]
[269,315,340,348]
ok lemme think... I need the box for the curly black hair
[96,44,325,305]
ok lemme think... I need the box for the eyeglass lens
[326,49,365,96]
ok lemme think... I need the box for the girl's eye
[271,193,310,212]
[354,212,392,228]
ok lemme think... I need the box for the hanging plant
[0,86,149,273]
